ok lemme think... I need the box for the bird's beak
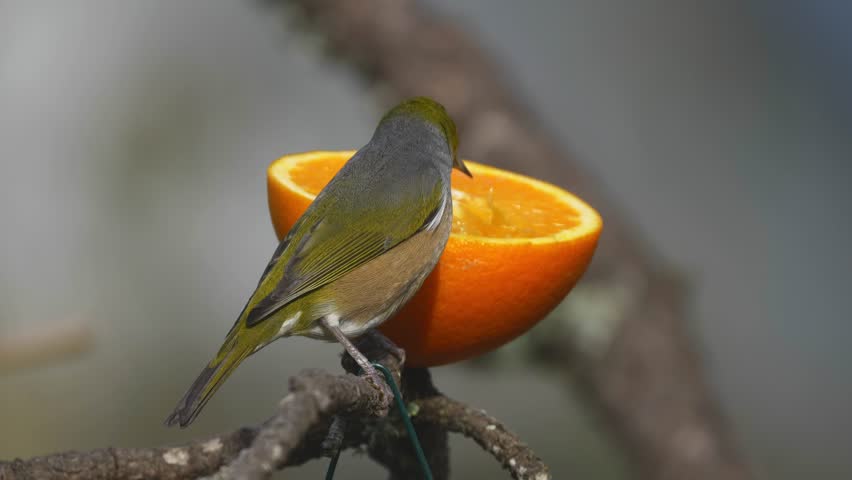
[455,156,473,178]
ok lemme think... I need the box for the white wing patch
[277,311,303,337]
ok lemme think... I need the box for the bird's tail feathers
[165,332,253,428]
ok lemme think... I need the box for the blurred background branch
[0,322,94,375]
[270,0,754,478]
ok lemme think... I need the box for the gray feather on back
[244,116,453,327]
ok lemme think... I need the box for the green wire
[375,363,433,480]
[325,363,433,480]
[324,447,341,480]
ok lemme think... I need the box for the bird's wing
[243,159,447,328]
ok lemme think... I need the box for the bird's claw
[364,369,393,408]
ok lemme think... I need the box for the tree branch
[414,395,550,480]
[200,371,381,479]
[1,334,548,480]
[0,428,256,480]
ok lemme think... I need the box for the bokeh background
[2,0,850,478]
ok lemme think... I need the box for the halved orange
[268,151,602,366]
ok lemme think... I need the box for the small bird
[166,97,470,427]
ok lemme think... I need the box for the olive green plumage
[166,97,469,427]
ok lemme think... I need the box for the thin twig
[415,396,551,480]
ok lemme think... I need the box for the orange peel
[268,151,602,366]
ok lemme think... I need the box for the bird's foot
[360,361,393,408]
[320,318,399,411]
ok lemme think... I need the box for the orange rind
[268,151,602,366]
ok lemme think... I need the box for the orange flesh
[289,156,345,195]
[289,156,580,238]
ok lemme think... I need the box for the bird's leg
[320,317,391,405]
[321,318,377,375]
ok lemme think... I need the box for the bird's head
[380,97,471,177]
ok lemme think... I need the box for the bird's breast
[325,195,452,337]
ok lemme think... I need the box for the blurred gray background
[1,0,850,478]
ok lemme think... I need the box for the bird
[165,96,470,427]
